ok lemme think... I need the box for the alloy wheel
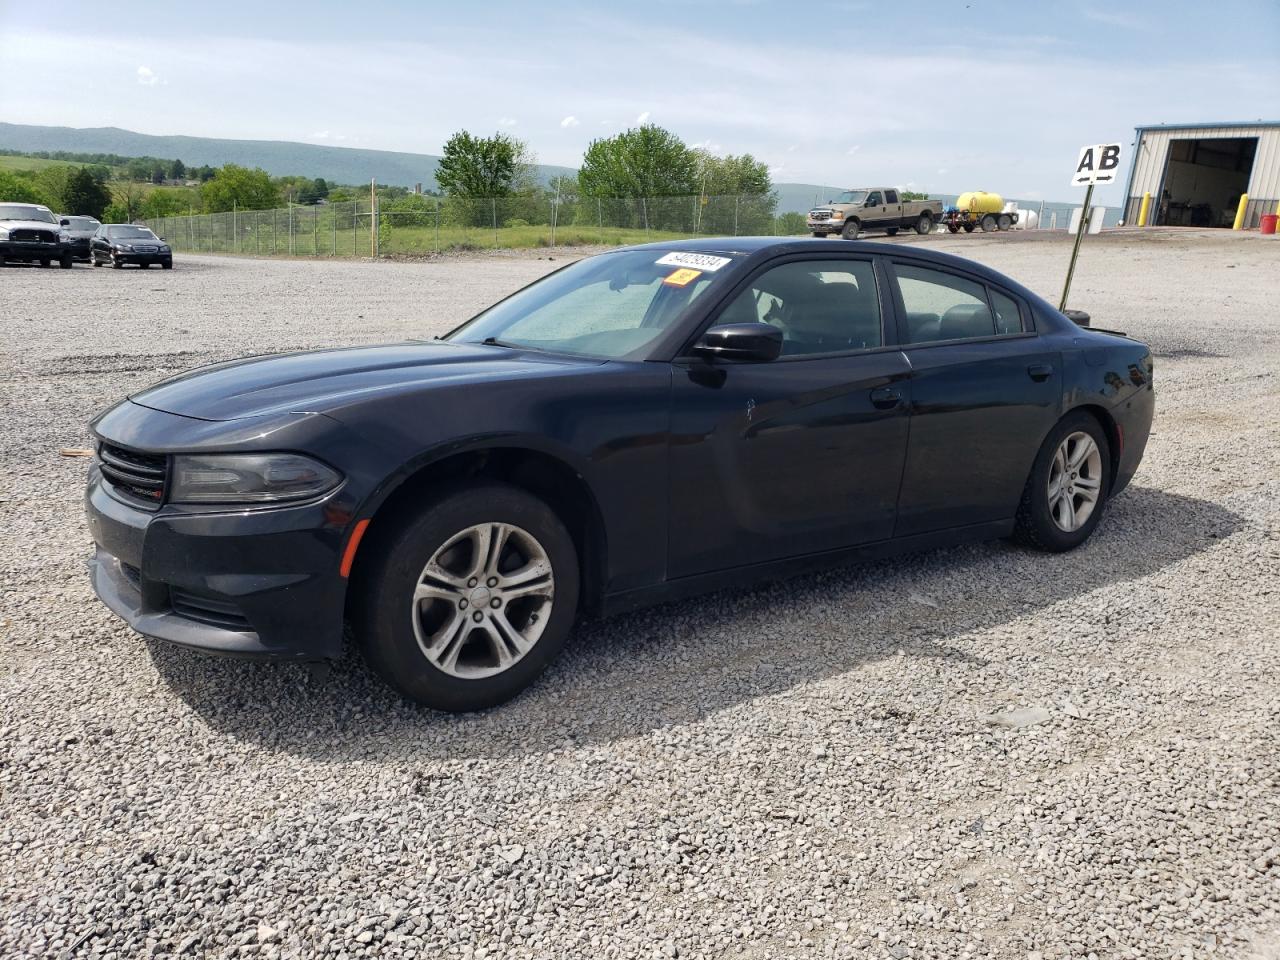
[1047,431,1102,532]
[411,522,554,679]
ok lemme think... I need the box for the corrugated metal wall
[1124,124,1280,228]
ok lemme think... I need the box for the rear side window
[990,288,1023,334]
[885,190,899,204]
[715,259,882,357]
[895,264,996,343]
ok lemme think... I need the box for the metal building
[1122,121,1280,228]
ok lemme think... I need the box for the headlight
[116,244,134,252]
[170,453,342,504]
[0,227,9,240]
[159,244,171,253]
[59,232,72,241]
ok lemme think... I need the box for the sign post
[1060,142,1122,310]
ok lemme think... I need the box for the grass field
[0,155,87,173]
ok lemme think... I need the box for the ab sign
[1071,143,1123,186]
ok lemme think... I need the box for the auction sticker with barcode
[655,252,733,272]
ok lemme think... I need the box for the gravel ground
[1,230,1278,960]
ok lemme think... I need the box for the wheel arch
[346,442,608,618]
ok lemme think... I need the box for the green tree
[140,187,197,220]
[0,170,55,206]
[578,124,697,199]
[900,190,930,201]
[60,167,114,219]
[435,131,533,198]
[150,162,167,184]
[200,164,280,212]
[194,165,217,182]
[169,158,186,180]
[694,151,771,196]
[109,180,147,221]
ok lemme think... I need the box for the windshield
[830,191,867,204]
[65,217,100,230]
[446,249,736,359]
[0,204,56,223]
[106,226,158,239]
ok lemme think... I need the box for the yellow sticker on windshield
[663,267,702,287]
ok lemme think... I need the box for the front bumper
[113,252,172,266]
[807,218,837,232]
[0,240,62,262]
[85,469,348,659]
[65,239,91,261]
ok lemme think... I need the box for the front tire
[1013,412,1112,552]
[841,219,861,241]
[355,483,580,711]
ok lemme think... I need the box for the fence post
[550,195,557,247]
[641,196,649,234]
[492,198,498,247]
[353,203,358,257]
[331,207,336,255]
[434,199,440,253]
[691,195,698,237]
[597,197,603,244]
[313,206,318,255]
[734,195,739,236]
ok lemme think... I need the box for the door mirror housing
[692,323,783,363]
[59,218,71,226]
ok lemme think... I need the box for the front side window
[447,249,734,359]
[896,264,997,343]
[866,192,883,206]
[714,259,882,357]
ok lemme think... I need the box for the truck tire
[885,227,899,237]
[916,214,933,235]
[841,220,861,241]
[963,223,975,233]
[980,214,998,233]
[997,214,1012,231]
[811,232,827,238]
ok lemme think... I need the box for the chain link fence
[145,194,804,258]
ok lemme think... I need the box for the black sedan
[58,214,101,263]
[85,238,1154,711]
[90,224,173,268]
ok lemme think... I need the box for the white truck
[807,188,942,240]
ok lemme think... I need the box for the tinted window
[896,264,995,343]
[991,288,1023,334]
[106,226,158,239]
[885,190,899,204]
[716,259,881,357]
[66,217,100,230]
[0,204,56,223]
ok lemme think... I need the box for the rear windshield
[0,204,56,223]
[106,226,158,239]
[65,217,100,230]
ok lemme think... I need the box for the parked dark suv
[91,224,173,269]
[58,215,101,263]
[0,202,71,268]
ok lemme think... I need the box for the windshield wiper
[480,336,543,351]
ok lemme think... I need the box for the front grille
[809,210,832,221]
[11,228,56,244]
[119,562,142,590]
[170,589,253,630]
[98,443,167,509]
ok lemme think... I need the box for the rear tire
[916,214,933,235]
[354,483,580,712]
[885,227,899,237]
[841,219,861,241]
[997,213,1012,231]
[39,258,50,268]
[1013,411,1112,552]
[811,232,827,238]
[980,214,998,233]
[60,254,73,269]
[963,223,975,233]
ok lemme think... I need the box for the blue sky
[2,0,1277,203]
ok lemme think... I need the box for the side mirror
[692,323,783,363]
[60,218,70,226]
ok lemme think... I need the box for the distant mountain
[0,122,576,189]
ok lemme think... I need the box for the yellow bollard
[1137,192,1152,227]
[1232,194,1249,230]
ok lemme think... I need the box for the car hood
[1,219,60,232]
[129,340,603,422]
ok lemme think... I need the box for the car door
[667,255,912,578]
[91,227,106,259]
[863,190,886,224]
[884,189,901,225]
[887,259,1062,537]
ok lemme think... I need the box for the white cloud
[309,130,349,142]
[786,144,798,153]
[692,138,723,154]
[936,168,948,175]
[846,145,861,155]
[560,115,580,128]
[1082,7,1146,28]
[498,117,517,127]
[136,65,162,86]
[635,110,650,124]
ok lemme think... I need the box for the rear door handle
[1027,363,1054,382]
[869,386,903,409]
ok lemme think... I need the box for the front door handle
[1027,363,1054,382]
[869,386,903,409]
